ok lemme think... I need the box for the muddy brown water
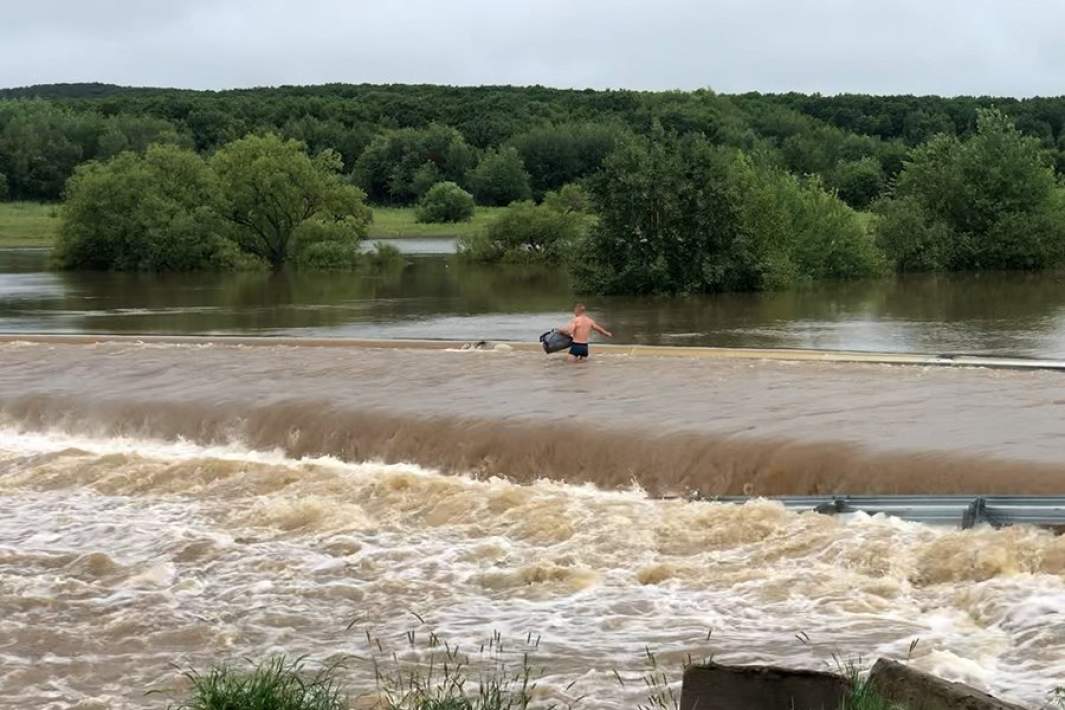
[5,247,1065,357]
[2,341,1065,707]
[5,242,1065,708]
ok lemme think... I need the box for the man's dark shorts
[569,342,589,358]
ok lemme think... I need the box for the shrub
[466,147,532,206]
[415,181,475,223]
[290,217,366,270]
[0,172,7,201]
[542,183,592,214]
[459,200,584,262]
[53,144,254,271]
[364,240,405,270]
[872,196,953,271]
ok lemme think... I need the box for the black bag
[539,329,573,354]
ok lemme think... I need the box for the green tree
[0,103,84,200]
[876,108,1065,271]
[352,124,475,204]
[831,157,885,208]
[458,200,586,262]
[415,181,475,223]
[0,172,7,201]
[574,132,881,294]
[53,144,248,271]
[211,134,371,267]
[509,123,622,197]
[465,147,532,206]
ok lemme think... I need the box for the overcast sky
[2,0,1064,96]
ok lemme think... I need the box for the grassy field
[367,205,505,238]
[0,202,60,247]
[0,202,502,248]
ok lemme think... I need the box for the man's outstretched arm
[592,321,612,337]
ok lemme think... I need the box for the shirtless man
[560,303,612,362]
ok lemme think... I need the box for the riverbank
[0,201,504,247]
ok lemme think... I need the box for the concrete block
[868,659,1027,710]
[680,661,851,710]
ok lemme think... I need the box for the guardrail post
[962,497,987,529]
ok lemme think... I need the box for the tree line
[4,83,1065,289]
[6,82,1065,206]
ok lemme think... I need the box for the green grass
[0,202,501,247]
[0,201,60,247]
[166,656,347,710]
[368,206,506,239]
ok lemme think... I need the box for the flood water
[2,341,1065,708]
[4,244,1065,708]
[4,245,1065,357]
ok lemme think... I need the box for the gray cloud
[2,0,1064,95]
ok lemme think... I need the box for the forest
[2,82,1064,288]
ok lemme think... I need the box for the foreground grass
[168,656,347,710]
[368,206,505,239]
[0,202,501,248]
[0,201,60,246]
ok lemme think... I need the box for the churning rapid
[3,340,1065,708]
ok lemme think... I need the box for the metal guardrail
[698,495,1065,529]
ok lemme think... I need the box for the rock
[680,661,851,710]
[868,659,1027,710]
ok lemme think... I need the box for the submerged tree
[211,134,371,268]
[458,199,587,262]
[54,144,247,271]
[55,134,372,271]
[572,131,882,294]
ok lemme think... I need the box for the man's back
[568,314,597,343]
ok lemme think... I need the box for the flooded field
[5,247,1065,357]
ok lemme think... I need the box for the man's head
[574,303,587,315]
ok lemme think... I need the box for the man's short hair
[574,303,587,313]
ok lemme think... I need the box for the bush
[53,144,254,271]
[466,147,532,206]
[573,131,883,294]
[0,172,7,201]
[872,196,952,271]
[54,134,371,271]
[415,181,475,223]
[542,183,592,214]
[458,200,585,263]
[364,240,405,270]
[875,109,1065,271]
[291,218,366,270]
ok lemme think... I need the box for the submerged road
[1,337,1064,495]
